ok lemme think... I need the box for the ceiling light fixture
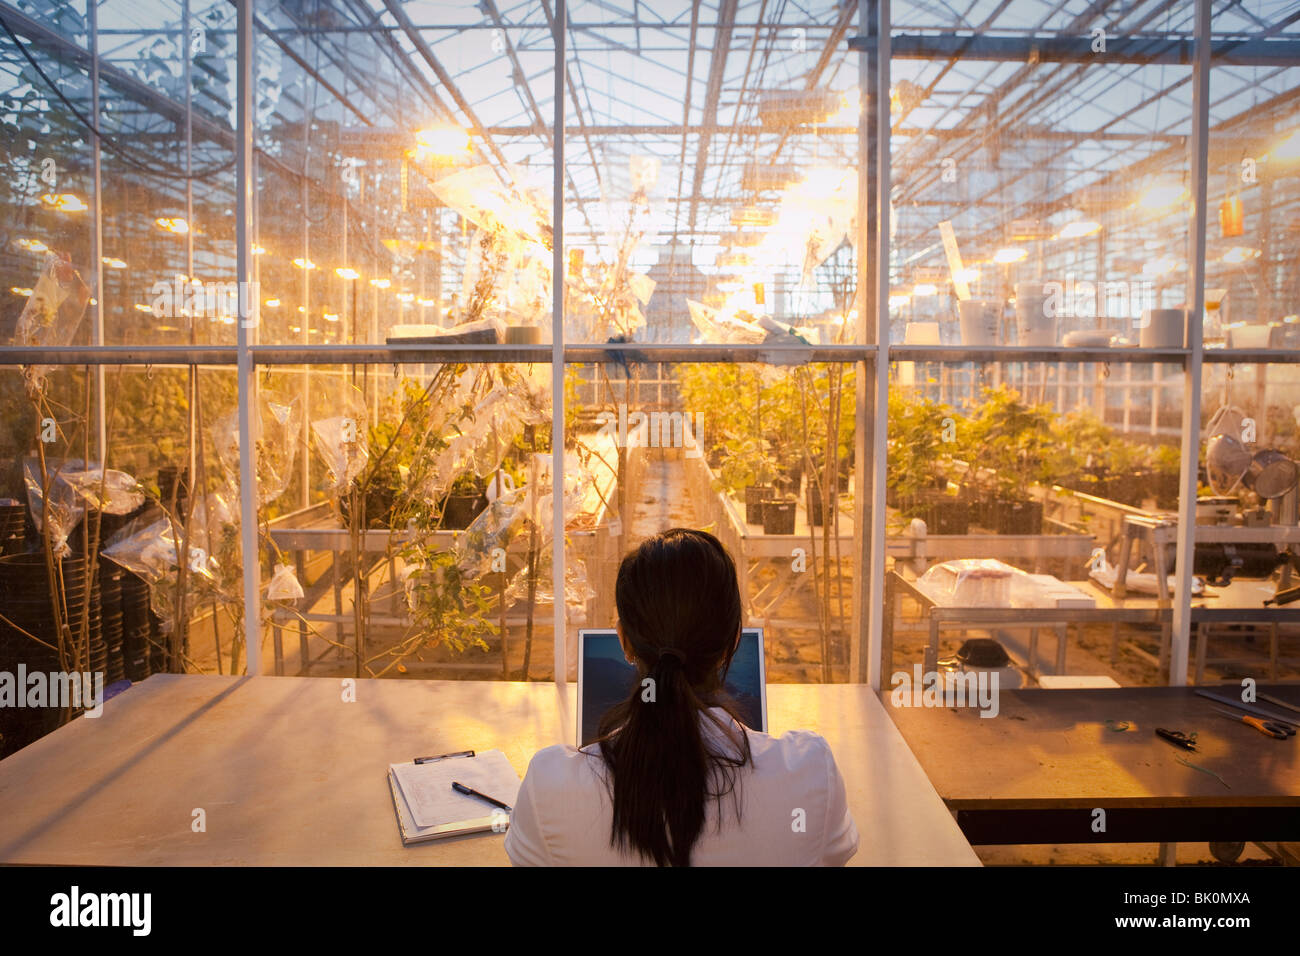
[42,193,87,212]
[1057,220,1101,239]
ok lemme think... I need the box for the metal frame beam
[854,32,1300,67]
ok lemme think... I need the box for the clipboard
[387,749,522,846]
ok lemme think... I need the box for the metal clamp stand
[1112,513,1178,606]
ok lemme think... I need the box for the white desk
[0,674,979,866]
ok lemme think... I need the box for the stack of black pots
[99,559,126,685]
[120,571,153,683]
[0,498,25,556]
[0,553,95,757]
[157,465,189,519]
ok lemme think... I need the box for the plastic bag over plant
[23,457,84,557]
[455,485,528,580]
[61,465,146,516]
[266,562,305,601]
[459,224,524,326]
[310,386,369,496]
[431,382,549,490]
[9,251,91,396]
[101,492,238,630]
[213,395,302,506]
[429,164,552,245]
[503,546,595,613]
[686,299,766,344]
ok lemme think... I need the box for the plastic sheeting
[9,252,91,395]
[266,562,305,601]
[213,395,302,506]
[101,492,239,631]
[920,558,1016,607]
[23,458,146,556]
[1087,547,1205,597]
[686,300,767,344]
[310,387,369,496]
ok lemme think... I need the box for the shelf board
[3,343,1295,367]
[890,345,1191,364]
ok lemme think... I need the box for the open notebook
[388,749,523,846]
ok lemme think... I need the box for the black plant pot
[744,485,774,526]
[707,447,724,469]
[885,484,900,509]
[1123,469,1154,508]
[993,499,1043,535]
[928,497,972,535]
[778,462,803,496]
[762,499,797,535]
[807,488,839,527]
[441,494,488,530]
[157,465,189,520]
[1154,473,1180,510]
[0,499,25,553]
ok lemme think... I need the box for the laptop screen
[578,628,766,747]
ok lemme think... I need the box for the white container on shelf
[903,321,941,345]
[1226,324,1276,349]
[1139,307,1187,348]
[957,299,998,346]
[1015,281,1056,346]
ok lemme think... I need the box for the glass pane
[258,361,554,680]
[254,0,555,346]
[0,362,229,756]
[565,359,857,682]
[564,0,862,346]
[890,3,1195,351]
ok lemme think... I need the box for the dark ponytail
[594,528,751,867]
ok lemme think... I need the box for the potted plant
[718,436,779,526]
[762,493,797,535]
[1049,410,1113,497]
[441,472,488,530]
[963,385,1054,534]
[888,391,963,525]
[806,468,841,526]
[1100,437,1151,507]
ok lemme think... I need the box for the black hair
[593,527,752,866]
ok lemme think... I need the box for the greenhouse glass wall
[0,1,1297,763]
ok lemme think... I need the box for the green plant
[1153,443,1182,477]
[677,363,760,455]
[448,472,484,497]
[395,548,496,659]
[887,390,959,515]
[1049,409,1114,486]
[961,384,1057,503]
[716,435,779,497]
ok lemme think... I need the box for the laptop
[576,628,767,748]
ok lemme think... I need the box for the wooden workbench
[886,684,1300,845]
[0,674,979,866]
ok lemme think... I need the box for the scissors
[1210,707,1295,740]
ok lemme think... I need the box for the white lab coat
[504,707,860,866]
